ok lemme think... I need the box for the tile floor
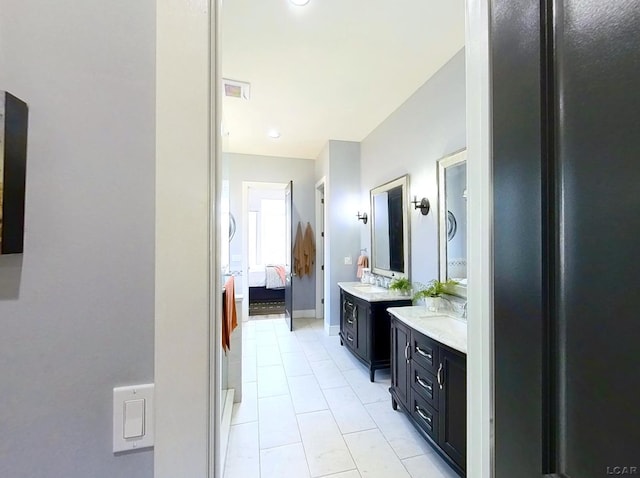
[224,316,459,478]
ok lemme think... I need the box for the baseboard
[325,323,340,336]
[293,309,316,318]
[220,388,235,473]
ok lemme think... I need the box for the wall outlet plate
[344,256,352,265]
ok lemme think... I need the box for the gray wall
[0,1,155,477]
[360,49,466,287]
[316,140,361,328]
[225,152,316,311]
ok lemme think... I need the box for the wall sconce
[357,212,368,224]
[412,196,431,215]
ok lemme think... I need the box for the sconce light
[412,196,431,215]
[357,212,368,224]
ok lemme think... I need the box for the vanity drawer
[410,389,439,442]
[411,360,439,409]
[342,296,356,332]
[343,329,357,349]
[411,331,438,374]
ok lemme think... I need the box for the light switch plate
[344,256,352,265]
[113,383,154,453]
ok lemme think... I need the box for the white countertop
[338,282,414,303]
[387,306,468,354]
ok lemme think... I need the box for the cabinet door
[353,301,369,360]
[438,347,467,471]
[390,318,410,409]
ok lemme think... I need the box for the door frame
[154,1,493,477]
[315,177,326,320]
[465,0,494,476]
[241,181,289,321]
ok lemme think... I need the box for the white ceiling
[221,0,465,160]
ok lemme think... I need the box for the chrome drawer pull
[437,363,443,390]
[404,343,410,362]
[347,335,354,343]
[415,406,432,424]
[347,317,354,325]
[416,375,432,392]
[415,346,432,360]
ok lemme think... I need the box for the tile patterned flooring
[224,316,459,478]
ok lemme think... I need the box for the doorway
[152,1,493,478]
[242,182,289,320]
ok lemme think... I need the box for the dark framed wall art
[1,91,28,255]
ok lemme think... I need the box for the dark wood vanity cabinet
[340,290,411,382]
[390,316,467,476]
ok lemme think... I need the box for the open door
[284,180,294,331]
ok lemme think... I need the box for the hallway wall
[0,1,155,477]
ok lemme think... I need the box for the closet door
[553,0,640,475]
[492,0,640,476]
[491,0,544,475]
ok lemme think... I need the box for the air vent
[222,79,251,100]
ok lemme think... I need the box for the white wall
[316,140,361,331]
[360,49,466,287]
[0,0,155,476]
[226,152,316,311]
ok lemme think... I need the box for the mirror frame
[370,174,410,279]
[438,149,467,297]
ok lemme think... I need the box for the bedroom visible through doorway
[245,183,287,317]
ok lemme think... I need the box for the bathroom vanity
[387,306,467,477]
[338,282,412,381]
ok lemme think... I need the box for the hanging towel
[302,222,316,277]
[222,276,238,352]
[356,254,369,278]
[293,222,304,278]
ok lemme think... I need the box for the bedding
[247,265,286,289]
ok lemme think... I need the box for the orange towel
[356,255,369,278]
[302,222,316,277]
[293,222,304,278]
[222,276,238,352]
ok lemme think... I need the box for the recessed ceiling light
[268,130,281,139]
[290,0,310,6]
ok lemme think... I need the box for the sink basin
[352,284,387,293]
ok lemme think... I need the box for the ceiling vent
[222,79,251,100]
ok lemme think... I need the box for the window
[260,199,286,265]
[248,198,286,267]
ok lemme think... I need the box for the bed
[248,265,286,312]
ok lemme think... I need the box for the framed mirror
[438,150,467,297]
[370,175,410,278]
